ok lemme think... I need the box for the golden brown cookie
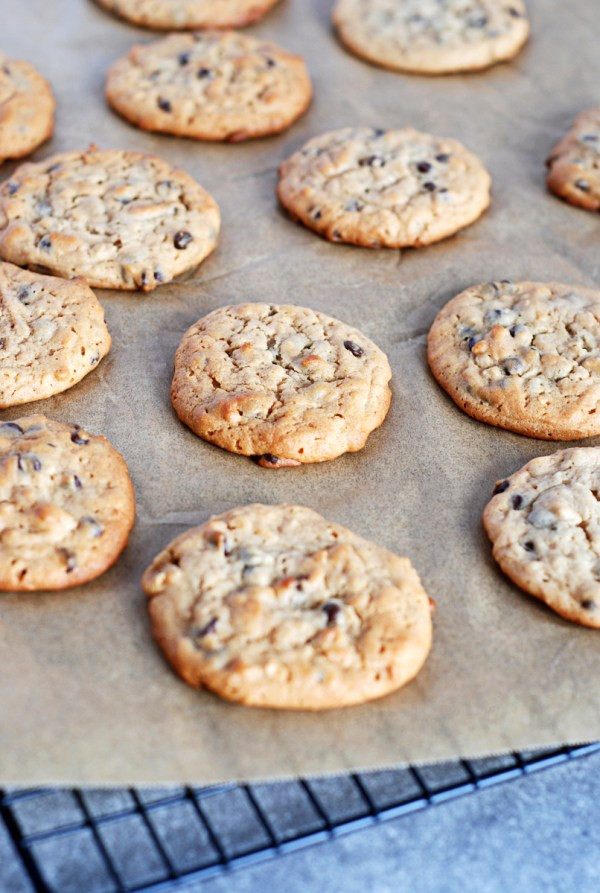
[0,53,55,163]
[428,280,600,440]
[483,448,600,628]
[0,415,135,591]
[546,108,600,212]
[277,127,491,248]
[142,503,434,709]
[0,147,220,291]
[332,0,530,75]
[95,0,280,29]
[106,31,312,142]
[170,302,392,467]
[0,262,111,408]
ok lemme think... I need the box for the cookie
[483,448,600,628]
[170,302,392,467]
[0,147,220,292]
[0,53,55,164]
[0,414,135,591]
[0,262,111,408]
[332,0,530,75]
[277,127,491,248]
[546,108,600,212]
[428,280,600,440]
[142,503,433,709]
[106,31,312,142]
[95,0,280,29]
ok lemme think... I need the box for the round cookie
[106,31,312,142]
[428,280,600,440]
[0,414,135,591]
[0,53,55,163]
[277,127,491,248]
[0,262,111,408]
[483,448,600,628]
[546,107,600,212]
[95,0,280,29]
[142,503,433,709]
[0,147,220,292]
[332,0,530,75]
[171,302,392,467]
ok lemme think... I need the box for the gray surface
[196,752,600,893]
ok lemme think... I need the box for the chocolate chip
[503,357,525,375]
[344,340,363,357]
[509,325,520,336]
[359,155,385,168]
[423,181,436,192]
[80,516,103,537]
[140,272,149,288]
[39,235,52,251]
[195,617,217,637]
[71,431,90,446]
[582,134,599,142]
[493,480,510,495]
[158,98,172,112]
[468,336,480,350]
[154,270,164,283]
[332,230,342,240]
[575,179,590,192]
[417,161,432,173]
[511,494,524,509]
[372,128,385,137]
[17,453,41,472]
[178,52,191,65]
[1,422,24,435]
[508,6,523,16]
[345,199,363,212]
[323,602,341,625]
[523,540,535,552]
[6,182,19,195]
[265,57,276,67]
[18,287,34,304]
[73,474,82,489]
[581,599,596,611]
[469,15,488,27]
[174,230,193,250]
[261,453,280,465]
[47,163,62,173]
[58,548,77,573]
[197,67,211,78]
[90,353,100,366]
[435,153,450,163]
[312,209,322,220]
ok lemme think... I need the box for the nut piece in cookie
[170,302,392,467]
[546,108,600,212]
[427,280,600,440]
[106,31,312,142]
[277,127,491,248]
[142,503,433,709]
[0,53,55,163]
[483,448,600,628]
[0,262,111,408]
[332,0,530,75]
[0,414,135,591]
[94,0,281,30]
[0,146,220,291]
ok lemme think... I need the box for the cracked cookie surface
[0,414,135,591]
[483,448,600,628]
[546,107,600,212]
[428,281,600,440]
[0,262,111,408]
[332,0,530,74]
[0,53,55,163]
[277,127,491,248]
[142,503,433,709]
[0,147,220,292]
[95,0,280,29]
[106,31,312,142]
[171,302,392,467]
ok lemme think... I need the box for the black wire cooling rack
[1,743,599,893]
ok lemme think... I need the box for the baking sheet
[1,0,599,784]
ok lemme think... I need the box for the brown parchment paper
[1,0,599,785]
